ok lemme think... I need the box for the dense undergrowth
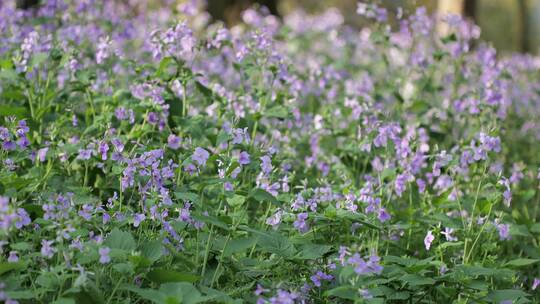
[0,1,540,303]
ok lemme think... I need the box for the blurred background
[205,0,540,55]
[14,0,540,54]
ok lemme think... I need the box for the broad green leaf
[104,228,136,251]
[264,105,288,118]
[295,244,332,260]
[0,105,27,118]
[0,262,25,275]
[227,195,246,207]
[147,269,200,284]
[487,289,529,302]
[325,285,357,300]
[222,237,258,257]
[139,240,163,263]
[249,188,279,206]
[399,274,435,286]
[504,258,539,267]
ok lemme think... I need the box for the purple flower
[77,149,93,160]
[496,223,511,240]
[239,151,251,165]
[167,135,182,150]
[424,230,434,250]
[268,290,298,304]
[16,136,29,149]
[192,147,210,167]
[37,147,49,163]
[254,284,270,296]
[96,36,111,64]
[310,270,333,287]
[2,141,16,151]
[40,240,56,259]
[532,278,540,290]
[0,127,9,141]
[99,141,109,160]
[441,227,458,242]
[7,251,18,263]
[99,247,111,264]
[224,182,234,192]
[260,155,273,175]
[133,213,145,227]
[293,212,309,233]
[377,208,391,222]
[15,208,31,229]
[266,210,283,229]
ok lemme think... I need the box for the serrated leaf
[104,228,136,251]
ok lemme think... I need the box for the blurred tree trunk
[437,0,477,21]
[518,0,530,53]
[463,0,477,21]
[16,0,39,9]
[207,0,279,25]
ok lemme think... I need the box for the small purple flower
[224,182,234,191]
[265,210,283,229]
[99,247,111,264]
[377,208,391,222]
[260,155,273,175]
[441,227,458,242]
[7,251,18,263]
[2,141,16,151]
[16,136,29,149]
[77,149,93,160]
[293,212,309,233]
[310,270,333,287]
[133,213,146,227]
[532,278,540,290]
[239,151,251,165]
[167,135,182,150]
[99,141,109,160]
[254,284,269,296]
[37,147,49,162]
[496,223,511,240]
[424,230,434,250]
[192,147,210,167]
[40,240,56,259]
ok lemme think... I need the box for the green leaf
[174,192,199,203]
[147,269,200,284]
[0,262,25,275]
[104,228,136,251]
[113,263,134,274]
[0,105,27,118]
[295,244,332,260]
[258,232,296,258]
[155,57,174,78]
[52,298,76,304]
[5,290,36,299]
[125,282,209,304]
[325,285,357,300]
[139,240,163,263]
[264,105,288,118]
[249,188,279,206]
[504,258,539,267]
[399,274,435,286]
[227,195,246,207]
[192,214,230,230]
[487,289,529,302]
[222,237,258,257]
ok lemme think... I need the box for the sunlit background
[10,0,540,54]
[203,0,540,55]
